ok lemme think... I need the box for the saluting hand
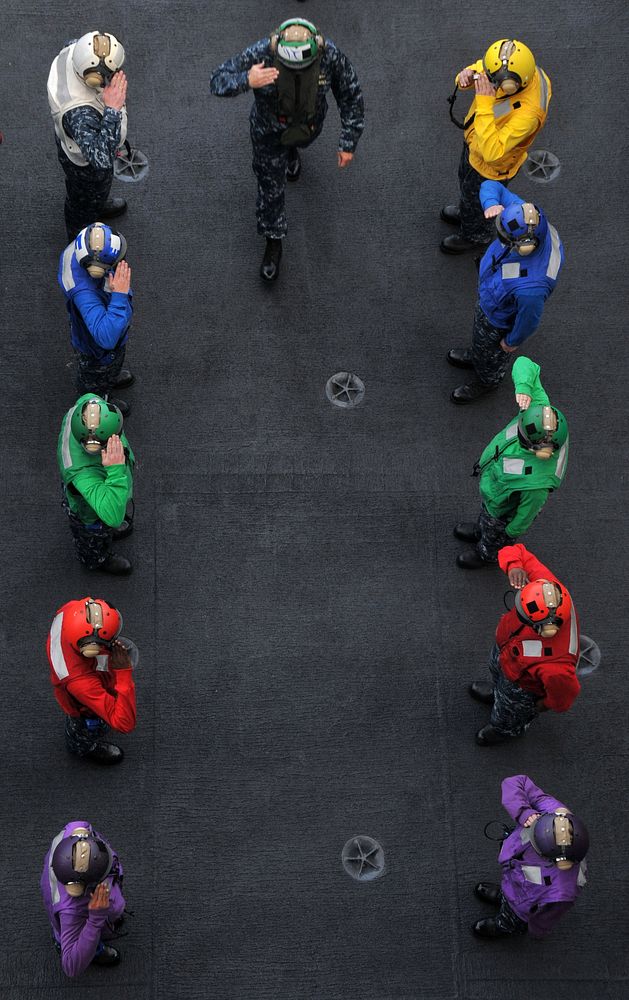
[102,71,127,110]
[523,813,541,828]
[457,68,475,89]
[110,640,132,670]
[508,567,529,590]
[101,434,125,467]
[515,392,532,409]
[474,71,496,97]
[110,261,131,294]
[248,63,279,88]
[484,205,504,219]
[88,882,111,910]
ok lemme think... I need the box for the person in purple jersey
[41,820,127,976]
[472,775,589,938]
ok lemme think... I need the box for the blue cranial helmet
[75,222,127,278]
[495,202,542,256]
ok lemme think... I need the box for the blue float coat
[58,243,133,359]
[478,182,564,347]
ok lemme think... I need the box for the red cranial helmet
[63,598,122,656]
[515,579,572,638]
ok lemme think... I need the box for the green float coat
[476,357,568,537]
[57,393,134,527]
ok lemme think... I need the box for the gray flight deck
[1,1,628,998]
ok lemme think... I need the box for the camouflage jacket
[61,105,122,172]
[210,38,365,151]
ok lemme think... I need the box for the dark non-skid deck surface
[1,2,628,998]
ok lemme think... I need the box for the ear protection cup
[83,70,105,88]
[499,77,519,95]
[86,262,107,278]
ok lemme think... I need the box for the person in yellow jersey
[441,39,551,254]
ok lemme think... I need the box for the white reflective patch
[49,612,69,680]
[537,67,549,112]
[577,860,587,887]
[568,605,578,656]
[505,423,519,440]
[277,43,310,63]
[48,828,66,905]
[96,654,110,672]
[503,457,524,474]
[61,244,76,292]
[546,224,562,280]
[502,262,521,279]
[61,406,77,470]
[555,441,568,479]
[522,639,543,657]
[493,99,513,119]
[521,865,543,885]
[110,234,121,252]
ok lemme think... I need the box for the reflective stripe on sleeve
[49,612,69,680]
[537,68,549,112]
[48,828,66,905]
[555,441,568,480]
[505,423,519,440]
[61,244,76,292]
[568,605,579,656]
[546,224,562,280]
[61,406,77,470]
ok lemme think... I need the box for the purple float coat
[40,820,126,977]
[498,776,587,938]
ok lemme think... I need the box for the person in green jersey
[454,357,568,569]
[58,393,134,574]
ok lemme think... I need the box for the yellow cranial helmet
[483,39,536,94]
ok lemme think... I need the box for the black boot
[440,204,460,225]
[451,382,494,404]
[92,945,122,965]
[475,724,508,746]
[85,742,125,765]
[440,233,490,255]
[469,681,494,705]
[111,369,135,389]
[260,238,282,281]
[99,198,127,220]
[94,554,133,575]
[453,523,481,542]
[474,882,501,906]
[457,549,494,570]
[286,149,301,182]
[447,348,474,369]
[108,397,131,417]
[472,917,511,938]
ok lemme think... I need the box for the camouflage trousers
[488,643,539,737]
[65,715,108,757]
[62,495,113,569]
[75,343,126,396]
[474,504,511,562]
[57,139,113,242]
[251,126,322,239]
[495,892,528,934]
[458,144,511,242]
[470,303,513,388]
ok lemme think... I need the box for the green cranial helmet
[71,396,123,454]
[273,18,322,68]
[517,403,568,454]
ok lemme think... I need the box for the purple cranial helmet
[52,828,113,895]
[530,811,589,869]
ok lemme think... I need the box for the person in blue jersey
[447,182,564,403]
[58,222,134,417]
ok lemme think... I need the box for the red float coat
[495,544,580,712]
[46,603,136,733]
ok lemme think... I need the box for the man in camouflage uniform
[47,32,129,241]
[58,394,134,575]
[210,17,364,280]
